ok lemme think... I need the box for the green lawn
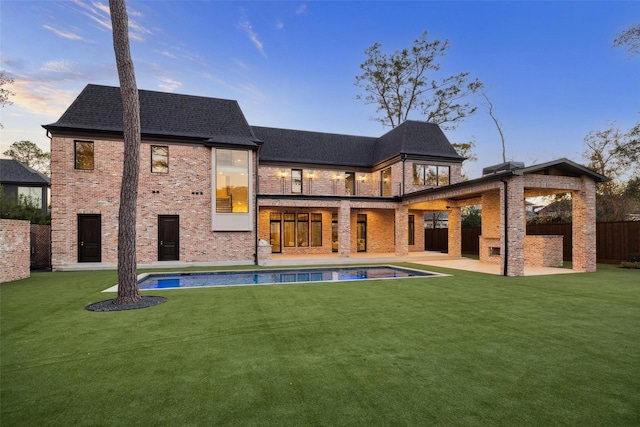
[1,263,639,426]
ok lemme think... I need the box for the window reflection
[151,146,169,173]
[75,141,94,170]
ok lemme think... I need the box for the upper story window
[381,167,392,196]
[413,164,450,186]
[291,169,302,193]
[345,172,355,195]
[74,141,94,170]
[151,145,169,173]
[216,149,249,213]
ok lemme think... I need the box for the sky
[1,0,638,179]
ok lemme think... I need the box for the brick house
[43,84,606,276]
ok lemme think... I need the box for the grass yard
[1,263,639,426]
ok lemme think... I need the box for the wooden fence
[425,221,640,263]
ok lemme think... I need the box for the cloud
[237,82,266,100]
[40,60,81,76]
[157,78,182,92]
[159,50,178,60]
[295,4,308,16]
[65,0,151,42]
[9,80,78,117]
[42,25,85,41]
[238,18,267,58]
[276,20,284,30]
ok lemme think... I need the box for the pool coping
[102,264,450,292]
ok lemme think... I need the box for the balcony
[258,174,403,198]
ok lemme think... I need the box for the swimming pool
[118,265,442,291]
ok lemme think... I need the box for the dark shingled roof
[375,121,464,163]
[255,120,463,167]
[45,85,463,166]
[253,126,378,167]
[44,84,260,147]
[0,159,50,185]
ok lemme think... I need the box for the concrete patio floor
[268,251,576,276]
[57,251,575,276]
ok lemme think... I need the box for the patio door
[158,215,179,261]
[78,214,101,262]
[270,220,282,253]
[357,214,367,252]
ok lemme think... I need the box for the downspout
[500,178,508,276]
[401,154,406,196]
[254,145,262,265]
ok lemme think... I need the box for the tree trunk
[110,0,142,305]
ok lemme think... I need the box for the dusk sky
[1,1,638,178]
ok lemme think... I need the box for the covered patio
[404,159,607,276]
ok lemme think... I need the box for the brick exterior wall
[572,176,597,272]
[259,159,462,198]
[0,219,30,283]
[50,137,256,268]
[50,131,598,276]
[524,236,563,267]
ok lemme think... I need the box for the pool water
[136,265,437,290]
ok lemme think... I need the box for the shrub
[619,261,640,269]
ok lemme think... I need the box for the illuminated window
[74,141,94,170]
[381,168,392,196]
[151,145,169,173]
[216,149,249,213]
[311,213,322,247]
[345,172,355,195]
[291,169,302,193]
[283,213,295,247]
[297,213,309,246]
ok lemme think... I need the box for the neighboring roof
[0,159,50,185]
[253,126,378,167]
[43,84,260,148]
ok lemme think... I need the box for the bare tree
[480,91,506,163]
[582,124,640,221]
[110,0,142,305]
[355,31,483,129]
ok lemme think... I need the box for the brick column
[504,176,525,277]
[572,176,596,272]
[447,207,461,258]
[395,205,409,256]
[480,191,501,264]
[338,200,351,258]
